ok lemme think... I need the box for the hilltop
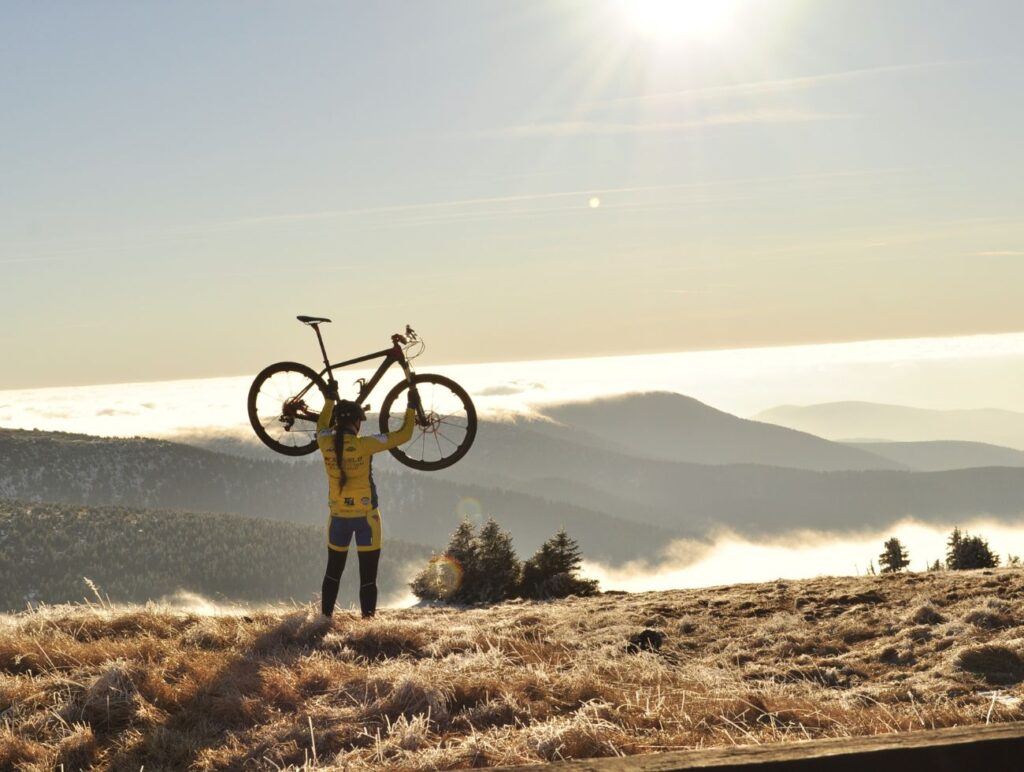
[3,569,1024,770]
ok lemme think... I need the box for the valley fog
[584,518,1024,594]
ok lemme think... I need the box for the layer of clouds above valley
[5,331,1024,439]
[584,519,1024,593]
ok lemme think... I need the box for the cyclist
[316,386,418,618]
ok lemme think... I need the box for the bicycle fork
[398,358,429,427]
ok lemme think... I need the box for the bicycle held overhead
[247,317,477,470]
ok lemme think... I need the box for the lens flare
[456,496,483,522]
[421,555,464,599]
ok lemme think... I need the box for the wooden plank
[491,722,1024,771]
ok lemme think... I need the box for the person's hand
[407,388,421,411]
[325,382,340,402]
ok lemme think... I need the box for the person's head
[332,400,366,435]
[331,400,366,495]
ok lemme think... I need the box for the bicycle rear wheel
[379,373,477,470]
[247,361,328,456]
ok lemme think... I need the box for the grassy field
[3,568,1024,770]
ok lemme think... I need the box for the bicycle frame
[304,324,422,421]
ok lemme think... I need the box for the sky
[3,1,1024,390]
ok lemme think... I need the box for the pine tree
[520,528,599,599]
[946,528,999,570]
[945,527,962,569]
[878,537,910,574]
[472,518,521,603]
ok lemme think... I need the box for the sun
[618,0,739,43]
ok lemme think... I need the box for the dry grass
[3,569,1024,770]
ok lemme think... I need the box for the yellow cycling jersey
[317,400,415,516]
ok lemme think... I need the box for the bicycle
[247,317,477,470]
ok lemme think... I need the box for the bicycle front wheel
[379,373,477,470]
[247,361,328,456]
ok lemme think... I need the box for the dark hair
[331,406,362,495]
[332,427,348,495]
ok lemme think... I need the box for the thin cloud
[597,61,956,107]
[215,168,910,230]
[223,184,683,227]
[968,250,1024,257]
[478,110,851,139]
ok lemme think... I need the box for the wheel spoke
[436,429,458,447]
[438,417,467,430]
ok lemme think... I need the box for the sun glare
[619,0,739,43]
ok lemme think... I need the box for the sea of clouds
[4,330,1024,439]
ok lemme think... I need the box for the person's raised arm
[317,382,340,434]
[365,389,419,453]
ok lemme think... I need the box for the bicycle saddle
[297,315,332,325]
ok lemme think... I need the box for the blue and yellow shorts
[327,510,382,552]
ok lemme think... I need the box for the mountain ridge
[536,392,906,471]
[756,401,1024,449]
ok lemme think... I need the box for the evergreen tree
[946,527,999,570]
[878,537,910,574]
[471,518,521,603]
[945,527,962,568]
[520,528,599,599]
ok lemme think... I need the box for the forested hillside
[0,499,430,612]
[0,428,674,562]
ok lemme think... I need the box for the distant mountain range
[755,401,1024,450]
[535,392,905,471]
[8,392,1024,575]
[843,440,1024,472]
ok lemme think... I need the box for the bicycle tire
[379,373,477,470]
[247,361,329,456]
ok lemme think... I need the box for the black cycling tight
[321,548,380,618]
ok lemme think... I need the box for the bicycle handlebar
[391,325,419,347]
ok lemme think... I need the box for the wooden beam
[491,722,1024,771]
